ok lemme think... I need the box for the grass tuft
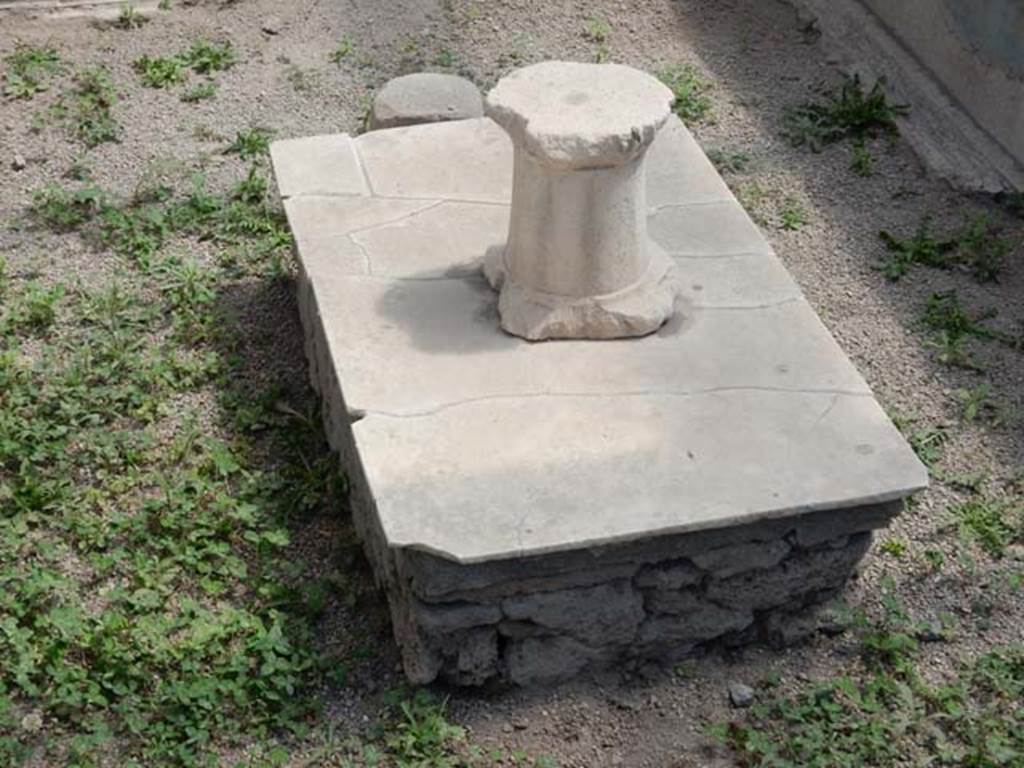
[2,44,63,99]
[328,38,354,65]
[880,215,1011,283]
[225,127,276,160]
[657,63,713,124]
[921,291,1008,370]
[52,66,120,147]
[115,3,147,29]
[714,584,1024,767]
[783,74,907,151]
[134,55,188,88]
[182,39,237,74]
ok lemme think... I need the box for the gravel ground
[2,0,1022,766]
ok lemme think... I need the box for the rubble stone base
[383,506,889,686]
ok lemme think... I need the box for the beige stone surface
[272,115,928,564]
[355,119,511,202]
[354,392,924,563]
[269,135,369,198]
[307,275,870,417]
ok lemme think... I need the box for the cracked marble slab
[272,116,928,563]
[354,391,923,563]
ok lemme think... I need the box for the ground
[0,0,1022,767]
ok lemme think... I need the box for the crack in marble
[344,199,446,239]
[647,198,740,214]
[692,297,803,311]
[354,386,874,421]
[667,250,774,260]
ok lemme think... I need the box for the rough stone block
[793,501,901,548]
[634,560,703,590]
[398,548,640,602]
[692,539,792,578]
[447,627,499,686]
[506,636,609,686]
[411,600,501,633]
[502,581,643,645]
[637,602,754,647]
[707,532,873,610]
[643,586,705,615]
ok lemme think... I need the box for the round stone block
[483,61,680,340]
[370,72,484,131]
[485,60,674,171]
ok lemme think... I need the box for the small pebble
[261,15,282,35]
[728,682,755,708]
[12,153,26,171]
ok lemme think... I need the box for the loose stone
[369,73,484,130]
[728,682,755,708]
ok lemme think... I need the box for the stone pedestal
[270,110,928,687]
[483,62,681,340]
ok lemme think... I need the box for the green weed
[735,182,768,224]
[584,16,612,61]
[66,154,94,181]
[878,217,955,280]
[783,74,908,151]
[180,81,216,102]
[954,215,1011,283]
[383,690,467,766]
[2,44,63,99]
[116,3,147,29]
[1,159,328,764]
[1,281,65,335]
[583,15,612,43]
[923,548,946,572]
[706,148,750,174]
[329,38,354,65]
[956,384,994,424]
[880,215,1010,282]
[952,497,1021,558]
[850,138,874,176]
[921,291,1001,369]
[779,198,809,231]
[53,66,120,147]
[182,39,237,74]
[715,581,1024,767]
[891,413,947,469]
[434,47,456,69]
[134,55,188,88]
[226,127,276,159]
[880,538,907,558]
[285,63,319,93]
[31,184,106,231]
[657,63,713,124]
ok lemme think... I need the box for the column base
[484,243,680,341]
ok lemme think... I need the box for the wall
[860,0,1024,171]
